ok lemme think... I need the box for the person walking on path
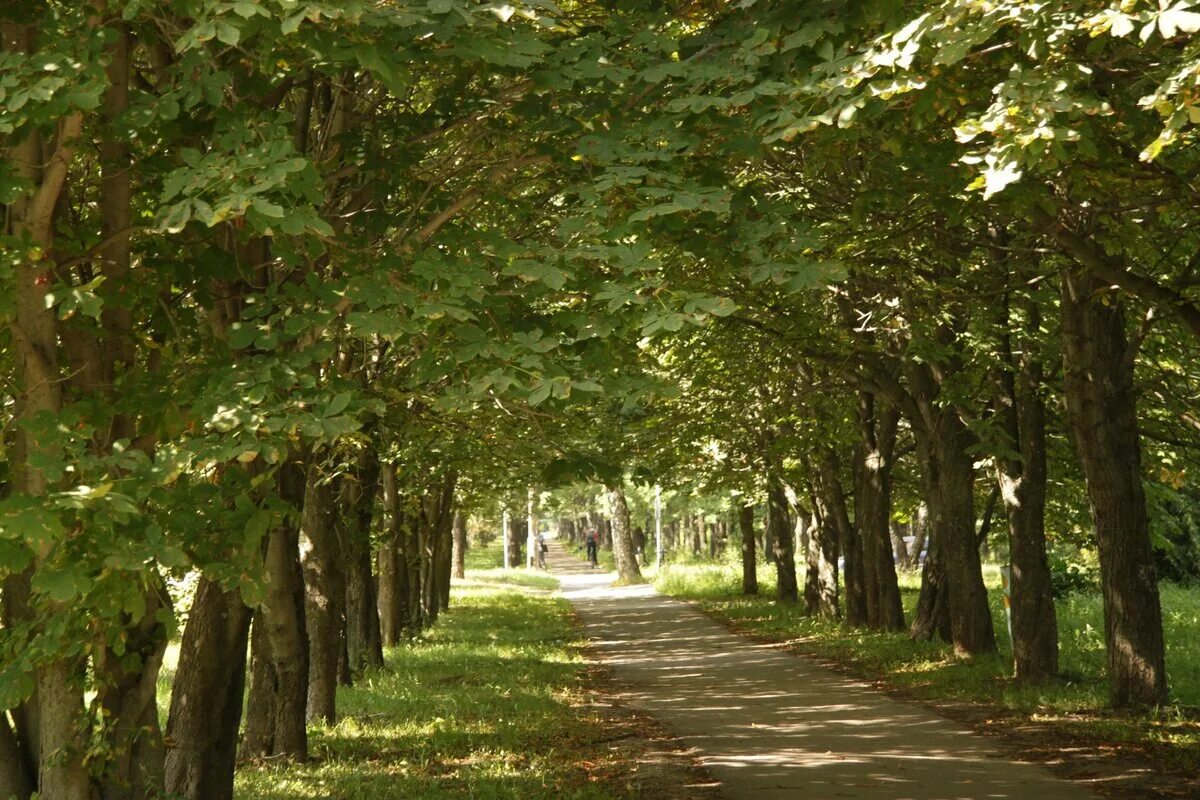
[536,532,547,569]
[585,530,599,567]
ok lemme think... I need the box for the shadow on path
[547,542,1096,800]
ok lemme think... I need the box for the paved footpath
[547,543,1095,800]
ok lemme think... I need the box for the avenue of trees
[1,1,1198,799]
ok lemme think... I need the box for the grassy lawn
[157,541,671,800]
[655,558,1200,769]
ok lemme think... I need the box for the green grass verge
[235,559,615,798]
[655,559,1200,763]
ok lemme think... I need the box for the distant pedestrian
[537,532,547,569]
[585,530,599,567]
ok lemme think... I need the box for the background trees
[2,1,1199,798]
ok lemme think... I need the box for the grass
[655,557,1200,766]
[157,543,657,799]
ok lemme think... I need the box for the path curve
[548,542,1095,800]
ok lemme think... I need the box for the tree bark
[994,298,1058,682]
[451,512,467,580]
[1060,267,1166,707]
[908,370,997,657]
[164,579,251,800]
[855,394,905,632]
[767,477,799,603]
[95,579,170,800]
[607,484,644,583]
[803,503,839,618]
[242,460,310,760]
[738,504,758,595]
[299,466,341,725]
[341,450,383,673]
[815,453,857,622]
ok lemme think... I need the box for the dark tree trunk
[242,460,309,761]
[1060,267,1166,707]
[907,374,997,657]
[164,579,251,800]
[96,582,170,800]
[342,450,383,673]
[0,711,32,800]
[451,512,467,580]
[767,477,799,603]
[377,464,407,644]
[994,298,1058,682]
[910,532,952,642]
[607,484,644,583]
[816,453,857,622]
[890,522,909,568]
[299,466,341,725]
[738,504,758,595]
[855,394,905,632]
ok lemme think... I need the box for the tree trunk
[767,477,799,603]
[164,579,251,800]
[607,484,644,583]
[341,450,383,673]
[95,580,170,800]
[242,461,309,760]
[1060,267,1166,707]
[299,466,341,725]
[377,464,405,645]
[910,532,952,643]
[804,504,839,618]
[816,453,857,622]
[0,712,31,800]
[451,512,467,580]
[855,394,905,632]
[738,504,758,596]
[994,298,1058,682]
[908,384,997,656]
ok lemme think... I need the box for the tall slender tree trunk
[164,579,251,800]
[3,19,88,800]
[607,484,644,583]
[299,466,341,725]
[906,367,997,656]
[855,394,905,631]
[767,477,799,603]
[994,298,1058,682]
[451,512,467,580]
[815,454,856,621]
[377,464,405,644]
[738,504,758,596]
[242,460,310,761]
[341,450,383,672]
[1060,267,1166,707]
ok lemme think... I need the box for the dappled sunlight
[551,544,1097,800]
